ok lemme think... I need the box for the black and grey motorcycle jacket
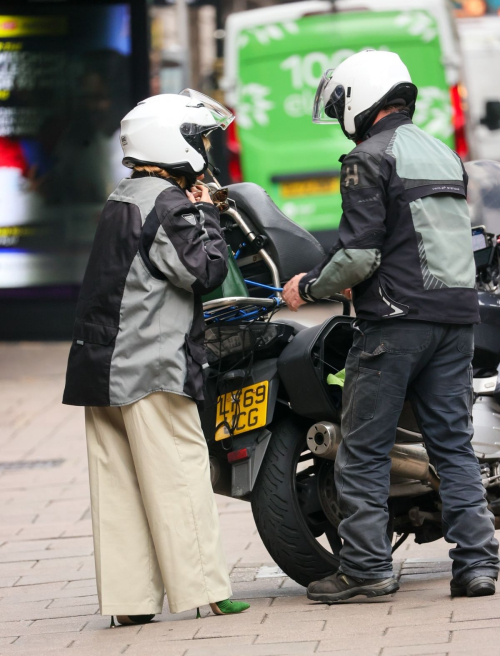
[63,174,228,407]
[299,111,480,324]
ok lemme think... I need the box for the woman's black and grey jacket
[63,174,228,407]
[299,111,480,324]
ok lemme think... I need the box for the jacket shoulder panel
[388,124,463,182]
[351,127,397,161]
[109,177,173,224]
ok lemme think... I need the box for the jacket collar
[364,110,412,141]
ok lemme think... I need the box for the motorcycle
[199,163,500,587]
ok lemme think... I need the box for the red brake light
[228,448,249,463]
[450,84,468,160]
[227,115,242,183]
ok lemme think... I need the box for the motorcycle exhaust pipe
[307,422,440,492]
[307,422,343,459]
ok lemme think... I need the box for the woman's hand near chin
[190,184,213,205]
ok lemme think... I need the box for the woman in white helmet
[62,90,250,624]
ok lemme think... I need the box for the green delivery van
[223,0,466,239]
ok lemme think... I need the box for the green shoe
[210,599,250,615]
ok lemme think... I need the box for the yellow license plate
[280,177,340,198]
[215,381,269,440]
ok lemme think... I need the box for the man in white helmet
[283,50,499,602]
[62,91,250,624]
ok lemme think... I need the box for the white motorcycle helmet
[313,50,418,142]
[120,89,234,184]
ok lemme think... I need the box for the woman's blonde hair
[132,165,187,188]
[132,135,212,189]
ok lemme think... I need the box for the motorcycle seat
[227,182,326,283]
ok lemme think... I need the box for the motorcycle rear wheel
[251,413,340,587]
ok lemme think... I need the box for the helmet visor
[180,88,234,131]
[312,69,343,124]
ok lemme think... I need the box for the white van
[458,16,500,161]
[223,0,466,236]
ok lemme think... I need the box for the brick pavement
[2,342,500,656]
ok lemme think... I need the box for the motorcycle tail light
[227,115,243,183]
[450,84,468,160]
[228,448,249,463]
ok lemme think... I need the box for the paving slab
[185,642,318,656]
[381,648,451,656]
[319,651,382,656]
[0,586,95,606]
[0,645,125,656]
[1,342,500,656]
[3,633,75,650]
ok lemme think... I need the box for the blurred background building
[0,0,499,338]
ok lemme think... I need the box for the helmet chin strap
[185,162,221,189]
[184,171,199,188]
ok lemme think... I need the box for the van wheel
[251,414,340,587]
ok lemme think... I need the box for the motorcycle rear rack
[203,297,281,324]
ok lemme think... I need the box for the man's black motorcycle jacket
[299,111,479,324]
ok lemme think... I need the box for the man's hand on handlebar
[283,273,307,312]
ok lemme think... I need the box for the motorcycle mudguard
[230,428,272,499]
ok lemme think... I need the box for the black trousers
[335,319,499,584]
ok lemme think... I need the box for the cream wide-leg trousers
[85,391,232,615]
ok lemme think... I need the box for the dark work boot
[450,576,496,598]
[307,571,399,604]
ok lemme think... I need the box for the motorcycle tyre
[251,413,340,587]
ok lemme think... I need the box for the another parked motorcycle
[200,164,500,587]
